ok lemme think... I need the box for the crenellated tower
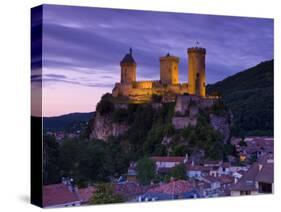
[120,48,136,83]
[187,47,206,97]
[160,53,180,85]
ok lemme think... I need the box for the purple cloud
[38,4,273,85]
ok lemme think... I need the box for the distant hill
[207,59,273,136]
[43,112,95,132]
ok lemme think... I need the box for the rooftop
[256,161,274,184]
[231,157,274,192]
[151,156,185,163]
[43,183,80,207]
[77,186,96,203]
[147,180,194,195]
[120,48,136,65]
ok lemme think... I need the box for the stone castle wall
[133,80,154,89]
[113,47,209,100]
[172,94,219,129]
[174,95,217,115]
[112,81,189,99]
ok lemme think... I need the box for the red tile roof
[256,162,274,184]
[237,170,246,175]
[43,183,80,207]
[78,186,96,203]
[114,182,146,197]
[219,175,234,184]
[151,156,185,163]
[232,157,274,192]
[147,180,193,195]
[186,164,204,171]
[222,162,231,168]
[231,163,259,192]
[204,175,219,183]
[203,160,221,166]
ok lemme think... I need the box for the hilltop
[207,59,273,136]
[43,112,95,132]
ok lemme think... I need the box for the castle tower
[187,47,206,97]
[160,53,180,85]
[120,48,136,83]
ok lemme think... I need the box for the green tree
[171,144,189,156]
[89,183,124,204]
[43,135,61,185]
[96,98,114,115]
[238,139,247,147]
[151,94,162,103]
[59,139,113,185]
[170,163,186,180]
[136,157,156,185]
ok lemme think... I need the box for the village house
[218,175,234,196]
[218,162,231,176]
[115,182,148,201]
[126,162,138,182]
[186,162,204,179]
[43,183,81,208]
[230,155,274,196]
[232,170,246,183]
[150,156,188,173]
[233,137,273,164]
[256,157,274,193]
[202,176,221,192]
[201,160,222,177]
[77,186,96,205]
[138,180,199,201]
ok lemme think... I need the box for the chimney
[258,163,263,171]
[68,178,76,192]
[184,153,189,163]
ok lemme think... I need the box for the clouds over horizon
[31,4,273,116]
[38,5,273,84]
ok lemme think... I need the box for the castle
[112,46,211,102]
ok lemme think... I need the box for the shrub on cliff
[96,98,114,115]
[112,108,129,123]
[151,94,163,103]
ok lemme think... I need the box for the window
[259,182,272,193]
[240,191,251,195]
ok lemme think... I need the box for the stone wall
[172,94,231,143]
[112,81,189,100]
[173,95,218,130]
[133,81,153,89]
[174,95,217,115]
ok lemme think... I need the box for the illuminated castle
[112,47,208,102]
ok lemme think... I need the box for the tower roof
[120,48,136,65]
[187,47,206,54]
[160,53,180,62]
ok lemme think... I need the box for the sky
[31,4,273,117]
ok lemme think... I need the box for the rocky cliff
[90,94,231,146]
[172,95,231,143]
[90,112,129,141]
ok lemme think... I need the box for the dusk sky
[31,4,273,117]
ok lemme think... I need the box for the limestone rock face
[90,112,129,141]
[172,95,217,129]
[209,113,231,144]
[172,116,197,129]
[172,94,231,143]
